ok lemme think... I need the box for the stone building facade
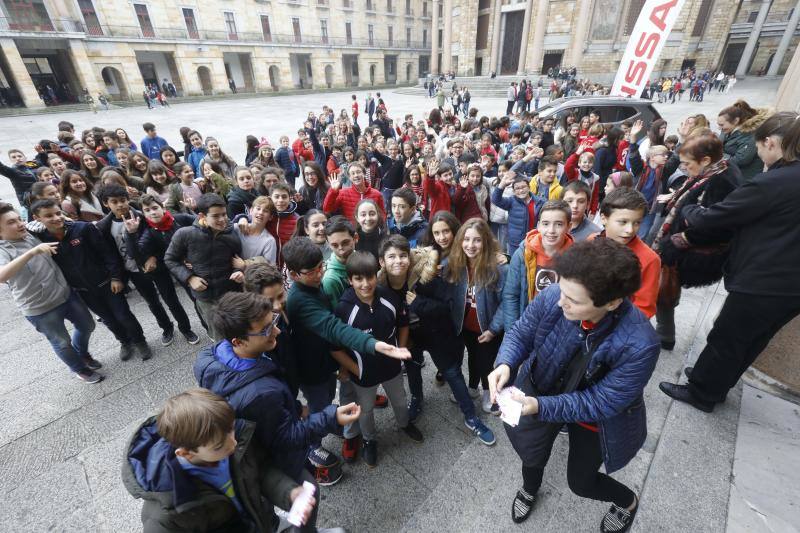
[430,0,800,84]
[0,0,432,109]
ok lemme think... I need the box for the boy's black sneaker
[119,343,134,361]
[312,461,343,486]
[182,330,200,345]
[134,341,154,361]
[161,329,174,347]
[82,355,102,370]
[362,439,377,468]
[434,371,445,386]
[308,446,339,468]
[401,422,424,443]
[75,370,104,384]
[600,502,638,533]
[511,488,535,523]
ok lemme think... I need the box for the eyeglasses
[298,262,326,275]
[246,313,280,338]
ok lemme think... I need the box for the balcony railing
[0,18,429,48]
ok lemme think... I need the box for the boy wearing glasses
[195,291,362,500]
[283,237,411,484]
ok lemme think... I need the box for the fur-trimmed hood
[738,107,773,133]
[378,245,439,288]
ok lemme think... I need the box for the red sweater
[322,184,385,222]
[267,212,299,267]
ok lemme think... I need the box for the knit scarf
[145,209,175,232]
[652,159,728,253]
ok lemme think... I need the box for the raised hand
[329,173,342,190]
[631,119,645,139]
[123,211,140,234]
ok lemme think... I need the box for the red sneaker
[374,394,388,408]
[342,435,362,463]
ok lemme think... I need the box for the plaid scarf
[652,159,728,252]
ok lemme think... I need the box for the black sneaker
[310,460,343,486]
[182,330,200,345]
[600,502,638,533]
[434,371,445,386]
[134,341,153,361]
[512,488,535,523]
[119,343,134,361]
[75,369,104,384]
[362,439,377,467]
[401,422,424,443]
[82,355,102,370]
[161,329,174,347]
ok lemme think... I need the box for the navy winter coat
[495,284,660,473]
[194,340,338,481]
[38,220,122,288]
[387,212,428,248]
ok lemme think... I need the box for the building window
[747,11,758,23]
[4,0,53,31]
[623,0,645,36]
[320,19,328,43]
[388,25,393,45]
[438,28,442,46]
[183,8,199,39]
[224,11,238,40]
[692,0,714,37]
[261,15,272,42]
[387,0,392,12]
[438,1,443,17]
[368,24,374,45]
[134,3,155,38]
[345,21,353,44]
[405,0,411,15]
[423,1,428,16]
[406,27,411,47]
[478,0,490,8]
[292,17,302,43]
[423,28,427,46]
[367,0,374,10]
[476,13,489,49]
[343,0,351,7]
[77,0,102,35]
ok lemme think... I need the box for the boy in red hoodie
[422,159,455,220]
[502,200,574,330]
[591,187,660,319]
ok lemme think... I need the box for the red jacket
[267,211,299,267]
[423,175,452,220]
[453,184,488,223]
[322,184,385,222]
[565,153,601,214]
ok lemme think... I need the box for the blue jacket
[140,135,168,160]
[387,212,428,248]
[194,341,338,481]
[274,146,299,180]
[186,146,208,177]
[495,285,660,473]
[491,187,545,252]
[443,260,507,336]
[503,242,529,332]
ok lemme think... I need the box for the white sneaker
[468,387,480,399]
[481,390,493,413]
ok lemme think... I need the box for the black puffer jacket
[164,220,242,301]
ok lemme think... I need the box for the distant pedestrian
[143,90,152,109]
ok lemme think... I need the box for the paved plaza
[0,80,797,533]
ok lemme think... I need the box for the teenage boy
[165,193,244,340]
[321,216,358,309]
[387,188,428,248]
[29,199,152,360]
[97,131,120,166]
[244,262,300,397]
[492,172,546,255]
[422,159,454,220]
[0,149,37,217]
[0,202,102,383]
[564,145,600,213]
[593,187,660,319]
[123,388,341,532]
[503,200,574,331]
[140,122,168,160]
[266,182,299,267]
[331,252,424,467]
[561,181,601,241]
[275,135,300,182]
[97,185,192,347]
[195,292,361,488]
[529,156,563,200]
[283,237,410,481]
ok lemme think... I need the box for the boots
[656,305,676,350]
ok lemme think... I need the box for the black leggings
[522,423,635,509]
[462,329,502,390]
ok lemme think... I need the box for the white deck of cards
[497,387,524,427]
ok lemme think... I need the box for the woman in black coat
[651,133,739,350]
[660,111,800,413]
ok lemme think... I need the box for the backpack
[525,86,533,100]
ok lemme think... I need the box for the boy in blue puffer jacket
[491,172,546,254]
[488,239,659,532]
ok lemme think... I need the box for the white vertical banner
[610,0,688,97]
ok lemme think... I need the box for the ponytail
[718,99,758,126]
[753,112,800,162]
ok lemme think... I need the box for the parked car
[537,96,662,130]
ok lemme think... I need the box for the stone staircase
[396,74,554,99]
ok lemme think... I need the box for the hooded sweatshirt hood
[523,229,574,300]
[194,341,281,399]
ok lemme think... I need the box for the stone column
[430,0,440,74]
[67,39,103,97]
[767,0,800,76]
[736,0,772,77]
[570,0,592,69]
[523,0,549,75]
[0,38,45,108]
[776,42,800,111]
[517,0,534,74]
[488,0,503,75]
[441,0,453,73]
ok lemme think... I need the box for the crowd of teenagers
[1,90,799,533]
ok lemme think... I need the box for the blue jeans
[638,212,656,242]
[300,374,338,449]
[26,292,95,373]
[441,362,476,420]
